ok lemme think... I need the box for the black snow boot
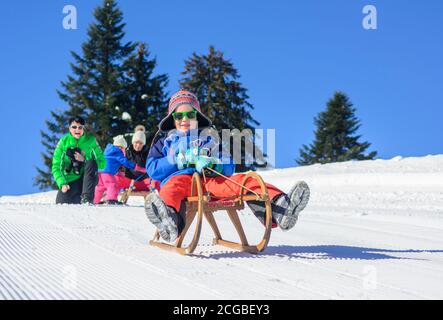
[106,200,123,205]
[144,193,185,242]
[275,181,310,230]
[80,194,94,205]
[247,181,310,231]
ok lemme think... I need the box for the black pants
[56,160,98,204]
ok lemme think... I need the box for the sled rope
[204,167,261,198]
[201,169,211,197]
[132,170,147,186]
[202,168,208,185]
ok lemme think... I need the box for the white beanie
[113,135,127,148]
[132,131,146,145]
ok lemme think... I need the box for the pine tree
[35,0,166,190]
[73,0,137,144]
[123,43,169,144]
[179,46,262,171]
[35,111,70,190]
[297,91,377,165]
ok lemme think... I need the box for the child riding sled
[144,90,310,242]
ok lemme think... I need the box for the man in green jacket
[52,116,106,204]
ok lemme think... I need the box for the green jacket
[52,133,106,189]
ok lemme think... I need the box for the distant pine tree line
[35,0,260,189]
[35,0,376,190]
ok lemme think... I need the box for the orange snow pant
[159,173,284,213]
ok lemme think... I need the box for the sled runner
[149,170,273,255]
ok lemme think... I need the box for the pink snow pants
[94,173,120,203]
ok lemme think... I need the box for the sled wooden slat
[119,179,153,204]
[149,231,188,255]
[226,209,250,246]
[186,194,261,204]
[204,211,222,241]
[213,239,258,253]
[149,172,273,256]
[120,190,150,204]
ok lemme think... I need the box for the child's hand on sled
[185,147,199,163]
[175,151,188,169]
[195,156,222,174]
[174,147,199,169]
[61,185,70,193]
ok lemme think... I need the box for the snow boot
[247,181,310,231]
[144,193,185,242]
[106,199,123,205]
[80,194,94,205]
[276,181,310,231]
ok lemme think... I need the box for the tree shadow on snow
[196,245,443,261]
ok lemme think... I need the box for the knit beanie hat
[113,135,127,149]
[158,90,212,131]
[132,130,146,145]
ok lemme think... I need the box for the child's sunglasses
[70,125,85,130]
[172,110,197,121]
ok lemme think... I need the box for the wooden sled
[119,179,151,204]
[149,172,273,255]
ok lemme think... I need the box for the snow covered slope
[1,155,443,299]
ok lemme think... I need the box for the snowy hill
[1,155,443,299]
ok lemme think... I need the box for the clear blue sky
[1,0,442,195]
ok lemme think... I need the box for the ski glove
[195,156,223,174]
[175,147,200,169]
[175,151,187,170]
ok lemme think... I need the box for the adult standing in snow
[126,129,149,181]
[52,116,106,204]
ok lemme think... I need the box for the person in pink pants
[94,135,145,205]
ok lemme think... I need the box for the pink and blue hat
[158,90,212,131]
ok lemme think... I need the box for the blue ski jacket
[99,144,136,175]
[146,129,235,187]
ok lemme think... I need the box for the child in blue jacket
[144,90,310,242]
[94,135,145,204]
